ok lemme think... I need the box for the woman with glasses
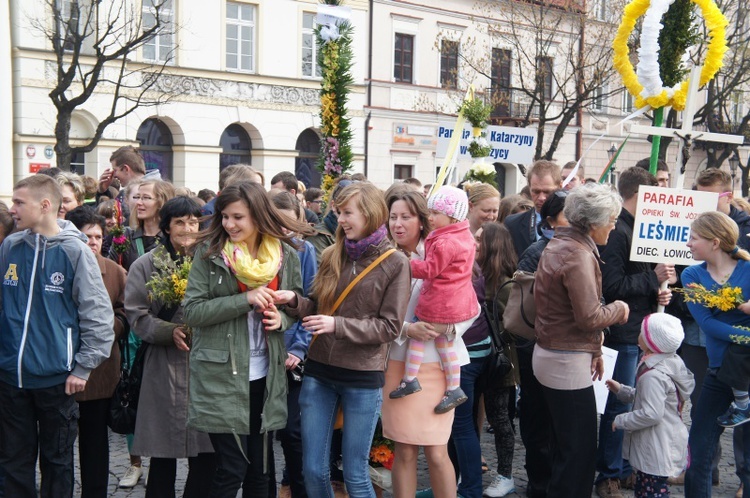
[532,183,630,497]
[125,197,215,497]
[109,180,175,271]
[108,179,175,489]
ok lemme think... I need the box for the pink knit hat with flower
[427,186,469,222]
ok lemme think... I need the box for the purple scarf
[344,224,388,261]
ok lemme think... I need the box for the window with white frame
[491,48,512,117]
[730,91,745,125]
[57,0,79,51]
[536,56,554,101]
[593,0,607,20]
[394,33,414,83]
[592,85,606,112]
[226,2,256,72]
[440,39,459,89]
[621,91,634,114]
[302,12,321,77]
[394,164,413,180]
[142,0,174,63]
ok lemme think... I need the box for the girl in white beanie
[389,185,479,413]
[606,313,695,498]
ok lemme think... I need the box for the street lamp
[729,151,740,192]
[607,143,618,184]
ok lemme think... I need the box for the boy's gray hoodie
[614,353,695,478]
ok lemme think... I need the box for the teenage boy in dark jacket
[594,167,676,498]
[0,175,113,498]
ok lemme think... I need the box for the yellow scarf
[222,235,282,288]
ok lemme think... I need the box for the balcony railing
[490,89,540,121]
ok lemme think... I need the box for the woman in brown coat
[66,207,128,498]
[125,197,215,498]
[532,184,629,497]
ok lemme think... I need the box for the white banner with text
[630,186,719,266]
[435,123,536,165]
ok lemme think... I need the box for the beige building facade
[2,0,744,198]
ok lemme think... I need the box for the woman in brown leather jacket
[532,183,630,497]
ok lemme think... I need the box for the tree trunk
[544,111,577,161]
[535,118,545,160]
[55,109,73,171]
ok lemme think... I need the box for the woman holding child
[381,185,463,498]
[682,211,750,496]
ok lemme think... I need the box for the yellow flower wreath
[612,0,728,111]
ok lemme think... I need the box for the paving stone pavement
[74,402,741,497]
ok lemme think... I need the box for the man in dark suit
[506,160,562,258]
[504,160,561,498]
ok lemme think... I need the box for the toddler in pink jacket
[389,185,479,413]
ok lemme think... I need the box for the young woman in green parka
[183,182,313,498]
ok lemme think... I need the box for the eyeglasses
[132,195,155,202]
[554,190,569,199]
[719,191,733,198]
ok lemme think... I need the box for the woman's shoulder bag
[501,270,536,341]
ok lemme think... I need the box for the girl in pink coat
[390,185,479,413]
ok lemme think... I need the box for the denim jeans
[596,342,640,482]
[299,375,382,498]
[279,377,306,498]
[449,356,488,498]
[685,369,750,497]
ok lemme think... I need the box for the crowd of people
[1,144,750,498]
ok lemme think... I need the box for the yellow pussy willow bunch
[675,282,744,312]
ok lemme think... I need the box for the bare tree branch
[454,0,621,160]
[31,0,180,169]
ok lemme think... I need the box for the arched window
[220,124,252,171]
[70,151,85,174]
[69,113,93,174]
[295,128,322,188]
[136,118,173,181]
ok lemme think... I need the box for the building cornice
[12,47,365,93]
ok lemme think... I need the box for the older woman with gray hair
[532,183,630,497]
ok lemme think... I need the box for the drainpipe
[2,0,16,195]
[364,0,374,177]
[576,4,585,160]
